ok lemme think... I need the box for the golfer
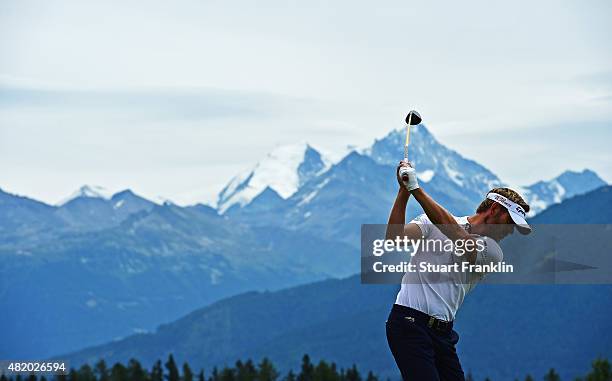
[385,161,531,381]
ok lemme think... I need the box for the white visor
[486,192,532,234]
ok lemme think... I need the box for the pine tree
[151,360,164,381]
[110,362,128,381]
[298,355,314,381]
[284,370,296,381]
[197,369,205,381]
[313,360,338,381]
[183,363,194,381]
[165,355,180,381]
[95,360,110,381]
[257,358,279,381]
[235,362,244,381]
[525,375,534,381]
[127,359,147,381]
[465,371,474,381]
[68,368,79,381]
[544,368,560,381]
[585,358,611,381]
[219,367,235,381]
[365,371,377,381]
[211,367,220,381]
[345,365,361,381]
[78,364,97,381]
[236,360,257,381]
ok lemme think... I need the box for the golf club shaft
[404,113,412,161]
[400,113,413,182]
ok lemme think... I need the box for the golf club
[399,110,422,182]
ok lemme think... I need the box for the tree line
[0,355,375,381]
[0,355,609,381]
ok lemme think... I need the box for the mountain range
[0,123,608,366]
[0,195,356,359]
[60,186,612,381]
[218,125,606,246]
[219,125,605,218]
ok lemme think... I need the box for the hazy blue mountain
[62,279,612,381]
[187,203,220,216]
[298,145,328,183]
[280,151,399,245]
[110,189,156,221]
[0,185,156,236]
[279,150,490,245]
[56,196,122,229]
[58,185,115,204]
[230,186,286,215]
[0,200,356,359]
[528,185,611,223]
[524,170,608,215]
[60,186,612,381]
[0,188,64,238]
[55,187,155,230]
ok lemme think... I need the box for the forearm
[385,188,410,239]
[411,188,470,241]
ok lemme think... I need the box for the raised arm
[385,162,426,241]
[410,187,480,264]
[387,188,409,226]
[411,188,470,241]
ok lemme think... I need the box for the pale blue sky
[1,0,611,205]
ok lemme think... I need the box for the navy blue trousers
[386,304,465,381]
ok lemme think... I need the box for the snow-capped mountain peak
[365,124,503,196]
[215,125,607,220]
[58,185,114,206]
[217,142,332,213]
[521,169,607,216]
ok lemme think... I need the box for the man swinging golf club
[385,111,531,381]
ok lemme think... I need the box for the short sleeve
[409,213,432,239]
[474,236,504,270]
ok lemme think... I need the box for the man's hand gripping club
[398,160,419,191]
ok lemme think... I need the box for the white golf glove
[398,161,419,191]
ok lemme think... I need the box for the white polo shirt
[394,213,504,321]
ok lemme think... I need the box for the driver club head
[405,110,422,125]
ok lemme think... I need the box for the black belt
[391,304,454,333]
